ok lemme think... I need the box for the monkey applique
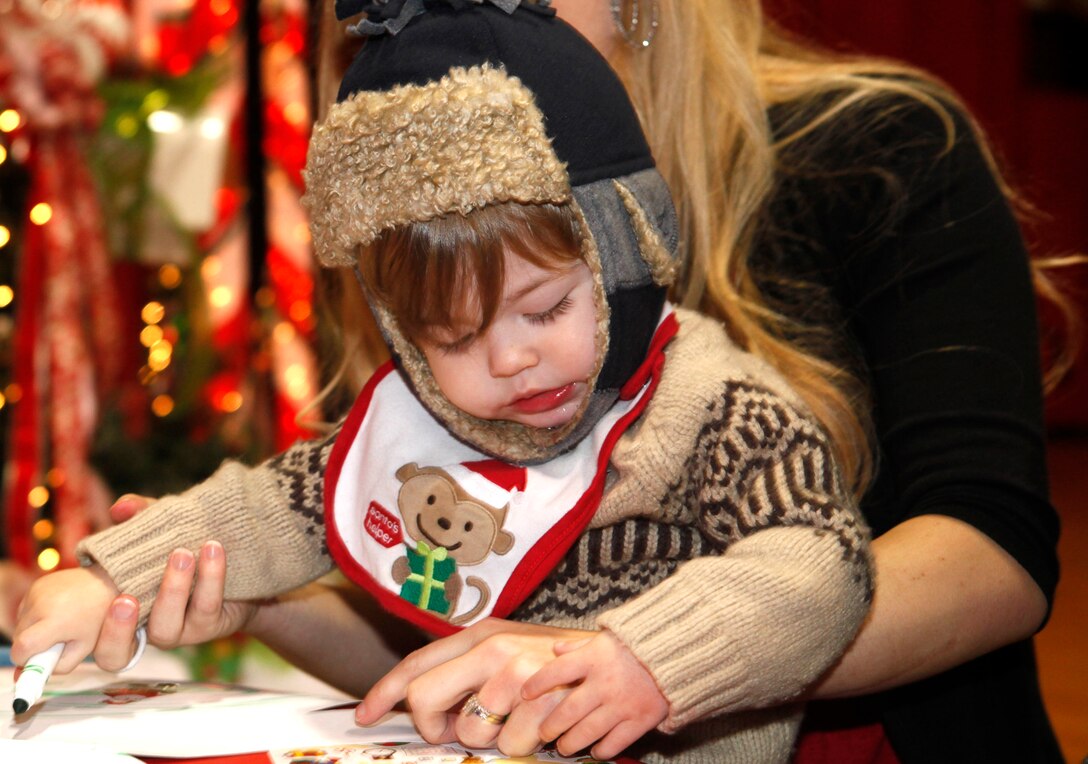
[391,461,520,624]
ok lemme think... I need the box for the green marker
[12,642,63,714]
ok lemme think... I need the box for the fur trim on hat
[303,64,570,267]
[615,179,679,287]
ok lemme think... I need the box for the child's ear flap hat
[303,0,680,464]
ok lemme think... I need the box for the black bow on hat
[336,0,554,36]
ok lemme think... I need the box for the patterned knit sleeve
[76,426,341,622]
[594,382,872,731]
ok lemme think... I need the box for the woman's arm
[767,95,1059,700]
[811,514,1046,699]
[247,579,428,697]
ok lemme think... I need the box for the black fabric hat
[302,0,679,463]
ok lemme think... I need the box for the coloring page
[267,741,616,763]
[28,680,262,716]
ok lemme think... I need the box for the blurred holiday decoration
[1,0,322,680]
[0,0,131,569]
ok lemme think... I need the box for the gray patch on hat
[616,168,680,256]
[572,168,680,295]
[572,180,651,293]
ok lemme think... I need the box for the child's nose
[488,335,538,378]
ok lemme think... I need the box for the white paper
[2,676,351,757]
[0,739,144,763]
[1,668,613,761]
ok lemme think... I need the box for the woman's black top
[753,92,1063,762]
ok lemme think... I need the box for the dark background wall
[767,0,1088,429]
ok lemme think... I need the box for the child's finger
[186,542,227,632]
[54,640,93,674]
[521,651,586,700]
[16,621,88,675]
[10,619,55,667]
[554,704,617,758]
[146,548,196,648]
[551,636,592,655]
[109,494,152,524]
[537,685,600,744]
[590,718,649,761]
[94,595,141,672]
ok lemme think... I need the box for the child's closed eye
[527,295,572,325]
[434,333,476,355]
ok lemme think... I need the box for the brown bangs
[358,201,582,343]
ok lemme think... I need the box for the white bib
[325,311,678,636]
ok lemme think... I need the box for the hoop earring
[611,0,659,50]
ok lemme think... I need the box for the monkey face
[397,469,514,565]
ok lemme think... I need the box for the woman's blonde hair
[314,0,1080,495]
[605,0,1082,496]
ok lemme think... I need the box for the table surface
[2,650,643,763]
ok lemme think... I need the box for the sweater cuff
[77,461,331,622]
[595,526,870,732]
[77,495,190,622]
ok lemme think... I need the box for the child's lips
[510,383,577,414]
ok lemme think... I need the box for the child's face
[416,248,598,430]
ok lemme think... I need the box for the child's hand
[11,564,120,673]
[522,630,669,759]
[0,561,37,638]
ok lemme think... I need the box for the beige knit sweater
[78,309,871,763]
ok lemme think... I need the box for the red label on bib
[365,501,402,548]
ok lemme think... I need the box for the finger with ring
[462,693,509,725]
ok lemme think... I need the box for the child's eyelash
[433,294,573,352]
[527,296,572,325]
[436,334,475,355]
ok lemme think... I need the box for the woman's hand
[357,618,667,759]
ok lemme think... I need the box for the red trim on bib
[495,313,676,616]
[325,362,463,635]
[325,313,679,637]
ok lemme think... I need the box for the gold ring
[461,693,508,725]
